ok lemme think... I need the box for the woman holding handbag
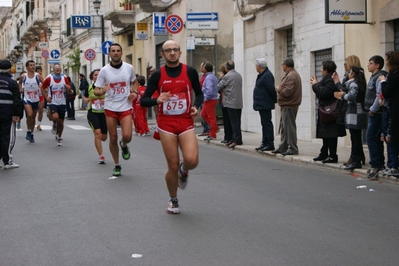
[311,60,346,164]
[333,66,368,170]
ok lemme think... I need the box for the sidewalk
[195,126,399,182]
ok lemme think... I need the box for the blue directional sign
[71,15,92,29]
[186,12,219,30]
[153,12,167,35]
[102,41,113,55]
[50,49,60,59]
[186,12,218,21]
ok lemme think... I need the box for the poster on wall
[325,0,367,23]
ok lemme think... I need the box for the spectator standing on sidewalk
[364,55,387,179]
[0,59,23,169]
[380,51,399,179]
[201,62,219,141]
[198,62,210,136]
[66,76,76,120]
[79,74,89,110]
[253,58,276,152]
[312,60,346,164]
[217,60,243,149]
[273,58,302,156]
[218,63,229,144]
[334,66,368,170]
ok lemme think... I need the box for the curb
[198,137,399,183]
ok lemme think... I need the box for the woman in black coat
[380,51,399,174]
[311,60,346,163]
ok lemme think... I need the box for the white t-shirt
[22,73,41,103]
[95,62,136,112]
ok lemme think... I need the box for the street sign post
[50,49,60,59]
[41,49,49,58]
[195,37,216,45]
[187,36,195,50]
[48,60,61,64]
[136,23,149,40]
[165,14,184,34]
[38,42,48,49]
[84,49,96,61]
[186,12,219,30]
[153,12,167,35]
[101,41,113,55]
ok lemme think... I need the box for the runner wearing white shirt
[40,64,72,146]
[94,43,138,177]
[19,60,44,143]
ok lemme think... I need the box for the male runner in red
[141,40,203,214]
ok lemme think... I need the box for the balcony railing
[20,8,47,37]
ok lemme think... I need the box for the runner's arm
[140,71,160,107]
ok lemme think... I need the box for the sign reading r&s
[71,15,92,29]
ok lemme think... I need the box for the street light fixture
[47,27,62,41]
[93,0,105,66]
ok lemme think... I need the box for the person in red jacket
[132,76,150,136]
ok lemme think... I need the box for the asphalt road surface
[1,116,399,265]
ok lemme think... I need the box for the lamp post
[93,0,105,66]
[46,27,62,42]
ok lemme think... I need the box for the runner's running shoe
[119,140,130,160]
[113,165,122,176]
[25,131,31,141]
[98,155,105,164]
[167,198,180,214]
[36,125,42,131]
[57,138,62,146]
[30,134,34,143]
[178,160,189,189]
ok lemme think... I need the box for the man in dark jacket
[0,60,23,169]
[253,58,276,151]
[79,74,89,110]
[66,76,76,120]
[365,55,387,179]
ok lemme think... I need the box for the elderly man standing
[0,60,23,169]
[272,58,302,156]
[253,58,277,151]
[217,60,243,149]
[201,62,219,141]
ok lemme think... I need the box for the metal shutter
[315,49,332,81]
[287,29,293,58]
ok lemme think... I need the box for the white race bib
[163,93,188,115]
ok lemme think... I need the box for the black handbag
[318,100,339,124]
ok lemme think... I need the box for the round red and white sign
[41,49,49,58]
[84,48,96,61]
[165,14,184,34]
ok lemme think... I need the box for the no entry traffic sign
[165,14,184,34]
[84,48,96,61]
